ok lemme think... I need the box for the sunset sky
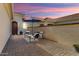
[14,3,79,19]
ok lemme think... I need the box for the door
[12,21,18,35]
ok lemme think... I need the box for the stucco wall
[41,25,79,47]
[0,4,12,53]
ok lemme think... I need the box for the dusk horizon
[14,3,79,19]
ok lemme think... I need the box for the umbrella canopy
[23,19,41,22]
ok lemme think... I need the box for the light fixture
[23,22,28,29]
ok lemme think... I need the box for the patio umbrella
[23,18,42,35]
[23,19,41,22]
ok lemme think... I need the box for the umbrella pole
[32,19,33,35]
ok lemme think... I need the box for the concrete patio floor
[0,35,79,56]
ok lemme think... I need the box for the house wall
[13,13,44,34]
[0,3,12,53]
[13,13,23,34]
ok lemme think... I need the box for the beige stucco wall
[26,24,79,49]
[41,25,79,47]
[0,3,12,53]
